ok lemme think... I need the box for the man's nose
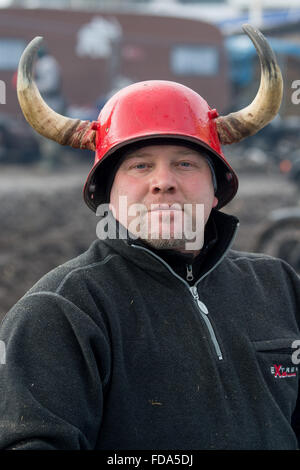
[150,165,177,194]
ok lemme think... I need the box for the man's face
[109,144,218,253]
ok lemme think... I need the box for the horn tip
[31,36,44,47]
[242,24,257,35]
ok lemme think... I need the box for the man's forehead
[123,143,208,160]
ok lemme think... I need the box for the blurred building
[1,0,300,120]
[4,0,300,32]
[0,7,232,118]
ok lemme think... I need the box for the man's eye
[134,163,148,169]
[178,161,192,167]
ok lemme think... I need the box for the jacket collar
[100,209,239,282]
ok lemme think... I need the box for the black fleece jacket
[0,210,300,450]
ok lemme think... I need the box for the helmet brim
[83,134,238,212]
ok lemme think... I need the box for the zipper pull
[190,285,198,299]
[190,286,209,315]
[198,300,209,315]
[186,264,194,282]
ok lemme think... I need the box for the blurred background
[0,0,300,318]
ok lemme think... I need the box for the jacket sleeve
[0,291,111,449]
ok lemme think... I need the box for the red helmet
[17,25,283,211]
[84,80,238,210]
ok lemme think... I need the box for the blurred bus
[0,7,231,119]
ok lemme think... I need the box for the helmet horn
[17,36,96,150]
[216,24,283,144]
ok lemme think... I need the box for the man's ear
[212,196,218,208]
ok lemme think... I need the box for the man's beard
[141,235,189,251]
[131,208,201,252]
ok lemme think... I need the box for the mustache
[147,203,183,211]
[109,199,197,218]
[142,203,196,218]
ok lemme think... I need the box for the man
[0,25,299,450]
[34,43,66,169]
[106,142,218,253]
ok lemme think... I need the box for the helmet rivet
[208,109,219,119]
[91,121,99,131]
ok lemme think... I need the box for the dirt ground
[0,156,298,320]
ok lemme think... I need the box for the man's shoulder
[1,239,121,326]
[225,249,299,282]
[226,248,291,268]
[227,249,281,263]
[25,239,113,297]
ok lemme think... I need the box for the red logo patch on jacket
[271,364,298,378]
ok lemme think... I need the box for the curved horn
[17,36,96,150]
[216,24,283,145]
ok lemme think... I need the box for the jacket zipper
[186,264,194,282]
[132,243,224,360]
[131,223,238,361]
[190,285,223,360]
[131,223,239,361]
[132,245,224,359]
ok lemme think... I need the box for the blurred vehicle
[250,117,300,273]
[254,206,300,274]
[1,8,231,118]
[225,33,300,120]
[289,157,300,189]
[0,113,41,164]
[231,115,300,172]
